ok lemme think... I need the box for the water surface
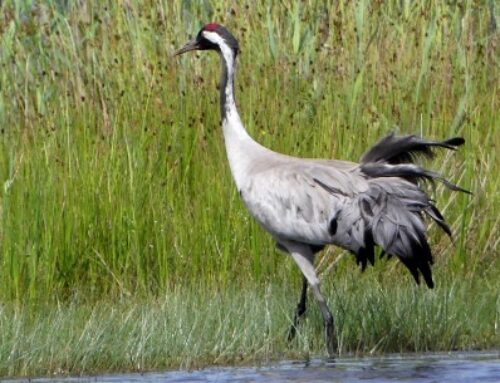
[6,351,499,383]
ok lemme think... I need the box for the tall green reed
[0,0,497,303]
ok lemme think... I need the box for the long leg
[288,275,308,341]
[282,240,336,356]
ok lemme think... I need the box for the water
[5,351,499,383]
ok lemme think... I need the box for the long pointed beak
[174,39,200,56]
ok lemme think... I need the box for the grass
[0,278,498,377]
[0,0,498,377]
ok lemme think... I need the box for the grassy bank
[1,278,498,377]
[0,0,498,377]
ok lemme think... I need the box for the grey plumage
[239,139,468,289]
[175,24,470,355]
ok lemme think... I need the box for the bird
[175,23,470,356]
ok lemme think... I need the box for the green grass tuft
[0,278,498,377]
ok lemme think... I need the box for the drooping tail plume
[352,132,470,288]
[360,132,465,164]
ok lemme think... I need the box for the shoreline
[1,279,498,378]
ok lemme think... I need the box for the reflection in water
[5,351,500,383]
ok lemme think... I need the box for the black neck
[218,48,236,121]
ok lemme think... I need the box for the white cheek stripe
[202,30,238,121]
[202,31,235,73]
[201,30,253,187]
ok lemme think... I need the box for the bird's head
[175,23,239,57]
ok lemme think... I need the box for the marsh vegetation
[0,0,498,377]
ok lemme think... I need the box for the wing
[240,159,368,246]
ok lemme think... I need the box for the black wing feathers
[360,132,465,165]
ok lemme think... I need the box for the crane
[175,23,470,356]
